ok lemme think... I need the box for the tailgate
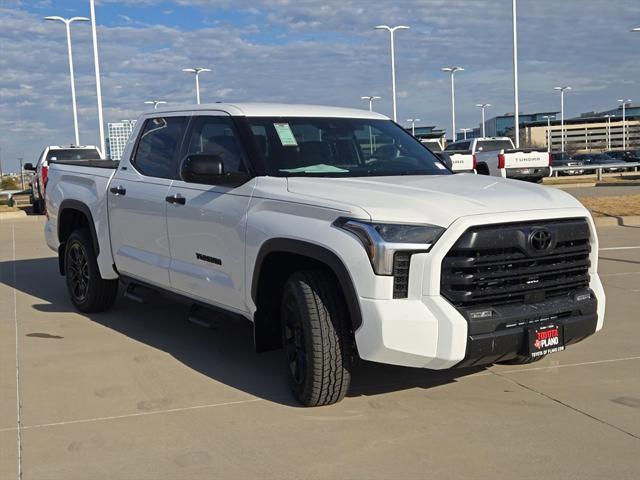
[502,150,549,169]
[447,151,475,172]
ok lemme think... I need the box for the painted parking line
[599,246,640,251]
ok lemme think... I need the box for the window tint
[475,140,513,152]
[133,116,188,179]
[445,141,470,151]
[186,116,247,174]
[245,117,449,177]
[46,149,101,162]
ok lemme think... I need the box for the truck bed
[50,159,119,169]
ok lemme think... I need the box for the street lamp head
[632,27,640,32]
[361,95,381,100]
[441,66,464,74]
[375,25,409,33]
[182,67,211,74]
[475,103,491,108]
[554,86,572,92]
[45,15,90,24]
[617,98,632,104]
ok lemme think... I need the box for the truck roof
[151,102,389,120]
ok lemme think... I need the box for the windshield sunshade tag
[274,123,298,146]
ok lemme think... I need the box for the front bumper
[353,209,605,369]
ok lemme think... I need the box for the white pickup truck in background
[44,103,604,406]
[445,137,550,182]
[24,145,102,213]
[419,138,474,173]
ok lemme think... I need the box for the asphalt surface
[1,217,639,479]
[556,184,640,198]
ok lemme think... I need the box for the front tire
[497,354,545,365]
[281,270,352,407]
[64,229,118,313]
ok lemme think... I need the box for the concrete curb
[0,210,27,220]
[593,215,640,227]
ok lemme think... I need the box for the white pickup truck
[445,137,550,181]
[24,145,101,214]
[44,103,605,406]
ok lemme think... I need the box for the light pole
[18,158,24,190]
[512,0,520,147]
[460,128,472,140]
[618,99,632,149]
[89,0,106,158]
[182,67,211,104]
[144,100,167,110]
[554,86,572,153]
[603,114,614,150]
[375,25,410,122]
[475,103,491,137]
[45,15,90,146]
[441,66,464,142]
[542,115,555,152]
[407,119,420,136]
[361,95,381,112]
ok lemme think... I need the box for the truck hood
[286,174,585,226]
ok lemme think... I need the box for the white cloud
[0,1,639,170]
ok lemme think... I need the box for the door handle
[165,194,186,205]
[110,186,126,195]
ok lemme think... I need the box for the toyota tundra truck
[44,103,605,406]
[445,137,550,181]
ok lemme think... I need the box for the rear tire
[64,229,118,313]
[281,270,352,407]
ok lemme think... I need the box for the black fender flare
[57,200,101,275]
[251,238,363,332]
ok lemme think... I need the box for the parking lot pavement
[1,218,639,480]
[556,184,640,198]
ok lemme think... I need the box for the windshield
[475,140,513,152]
[245,117,450,177]
[46,149,101,162]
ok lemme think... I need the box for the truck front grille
[441,218,591,308]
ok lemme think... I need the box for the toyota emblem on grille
[529,229,553,251]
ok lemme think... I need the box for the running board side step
[124,283,146,303]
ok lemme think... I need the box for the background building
[107,120,137,161]
[524,114,640,152]
[483,111,559,138]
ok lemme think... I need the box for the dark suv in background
[550,151,584,175]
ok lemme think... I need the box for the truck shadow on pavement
[1,257,483,407]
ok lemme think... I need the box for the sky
[0,0,639,171]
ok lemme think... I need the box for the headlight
[335,219,445,275]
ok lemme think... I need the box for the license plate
[527,324,565,357]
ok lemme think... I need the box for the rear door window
[132,116,189,179]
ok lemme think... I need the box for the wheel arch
[251,238,363,353]
[57,200,100,275]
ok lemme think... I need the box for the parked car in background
[44,103,605,406]
[445,137,550,181]
[605,150,640,163]
[550,152,584,176]
[24,145,102,213]
[420,138,471,173]
[572,153,627,173]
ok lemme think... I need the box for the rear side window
[133,116,188,179]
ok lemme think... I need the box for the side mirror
[23,163,36,171]
[180,154,250,187]
[434,152,453,170]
